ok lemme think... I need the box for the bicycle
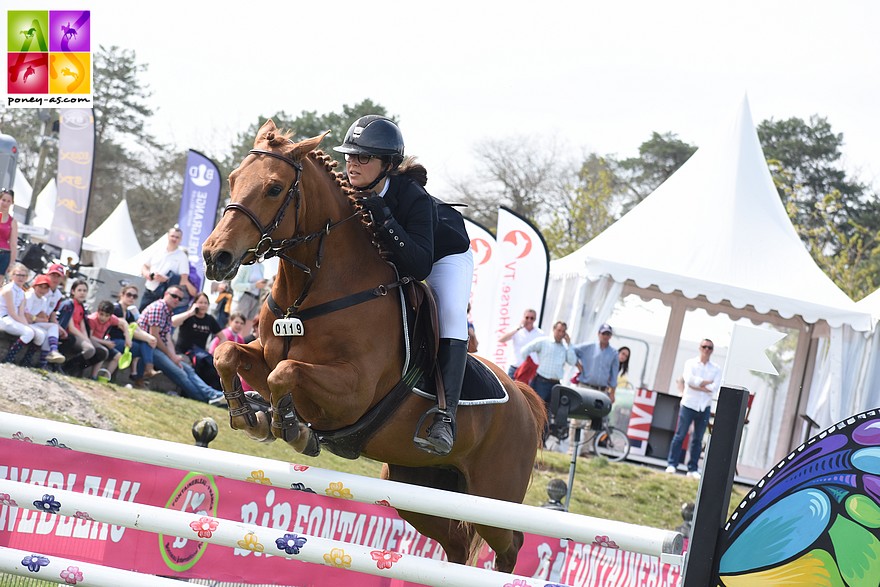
[555,418,631,462]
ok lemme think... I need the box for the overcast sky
[26,0,880,198]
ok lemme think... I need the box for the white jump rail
[0,545,185,586]
[0,479,559,587]
[0,411,683,562]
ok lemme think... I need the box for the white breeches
[425,250,474,341]
[0,316,46,345]
[32,322,59,349]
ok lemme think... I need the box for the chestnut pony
[202,120,546,572]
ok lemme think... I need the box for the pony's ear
[255,119,279,146]
[291,130,331,159]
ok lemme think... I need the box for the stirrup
[412,406,454,455]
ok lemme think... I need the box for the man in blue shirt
[573,323,620,403]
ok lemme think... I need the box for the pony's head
[203,119,336,281]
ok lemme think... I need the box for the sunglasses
[123,292,137,298]
[701,345,714,350]
[344,153,375,165]
[168,293,184,301]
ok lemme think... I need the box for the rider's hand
[359,195,391,225]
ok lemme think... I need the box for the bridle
[222,147,409,323]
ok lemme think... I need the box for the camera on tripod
[548,384,612,440]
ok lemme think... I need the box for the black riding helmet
[335,115,405,191]
[334,115,405,166]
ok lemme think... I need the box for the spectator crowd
[0,224,268,408]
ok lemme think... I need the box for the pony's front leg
[266,359,360,456]
[214,339,274,442]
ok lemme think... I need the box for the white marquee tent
[544,96,872,476]
[84,199,143,272]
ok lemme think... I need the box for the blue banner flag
[177,149,221,286]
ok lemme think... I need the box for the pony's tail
[516,381,548,450]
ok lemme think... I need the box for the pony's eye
[267,184,284,197]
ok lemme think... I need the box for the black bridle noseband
[223,148,306,263]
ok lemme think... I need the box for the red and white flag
[463,217,497,356]
[488,207,550,371]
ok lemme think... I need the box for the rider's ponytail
[390,156,428,187]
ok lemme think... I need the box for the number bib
[273,317,305,337]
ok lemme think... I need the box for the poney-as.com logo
[6,9,93,108]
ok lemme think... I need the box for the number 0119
[273,318,305,337]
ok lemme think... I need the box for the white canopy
[84,199,142,272]
[552,96,872,331]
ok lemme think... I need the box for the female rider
[334,115,472,456]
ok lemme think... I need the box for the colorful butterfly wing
[716,409,880,586]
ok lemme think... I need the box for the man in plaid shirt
[138,285,225,405]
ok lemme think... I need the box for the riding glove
[359,195,392,225]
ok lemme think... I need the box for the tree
[758,116,880,298]
[220,99,391,180]
[449,135,575,228]
[86,45,174,241]
[615,132,696,212]
[543,154,619,257]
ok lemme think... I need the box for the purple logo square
[49,10,90,52]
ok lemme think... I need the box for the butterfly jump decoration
[716,409,880,586]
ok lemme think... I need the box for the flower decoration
[237,532,265,552]
[290,482,316,494]
[371,549,402,569]
[0,493,18,507]
[12,431,32,442]
[34,494,61,515]
[60,565,84,584]
[189,516,219,539]
[246,470,272,485]
[73,511,93,521]
[375,499,391,507]
[503,580,533,587]
[21,554,50,572]
[325,481,353,500]
[293,464,309,472]
[275,533,307,555]
[46,438,70,449]
[592,535,619,549]
[324,547,352,569]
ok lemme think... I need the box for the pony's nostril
[214,250,234,271]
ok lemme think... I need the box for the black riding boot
[422,338,468,456]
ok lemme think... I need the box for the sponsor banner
[488,207,550,372]
[177,149,221,284]
[463,216,497,357]
[48,108,93,253]
[0,439,681,586]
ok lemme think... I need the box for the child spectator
[23,273,66,367]
[209,311,246,354]
[0,263,46,364]
[57,279,107,376]
[87,300,131,380]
